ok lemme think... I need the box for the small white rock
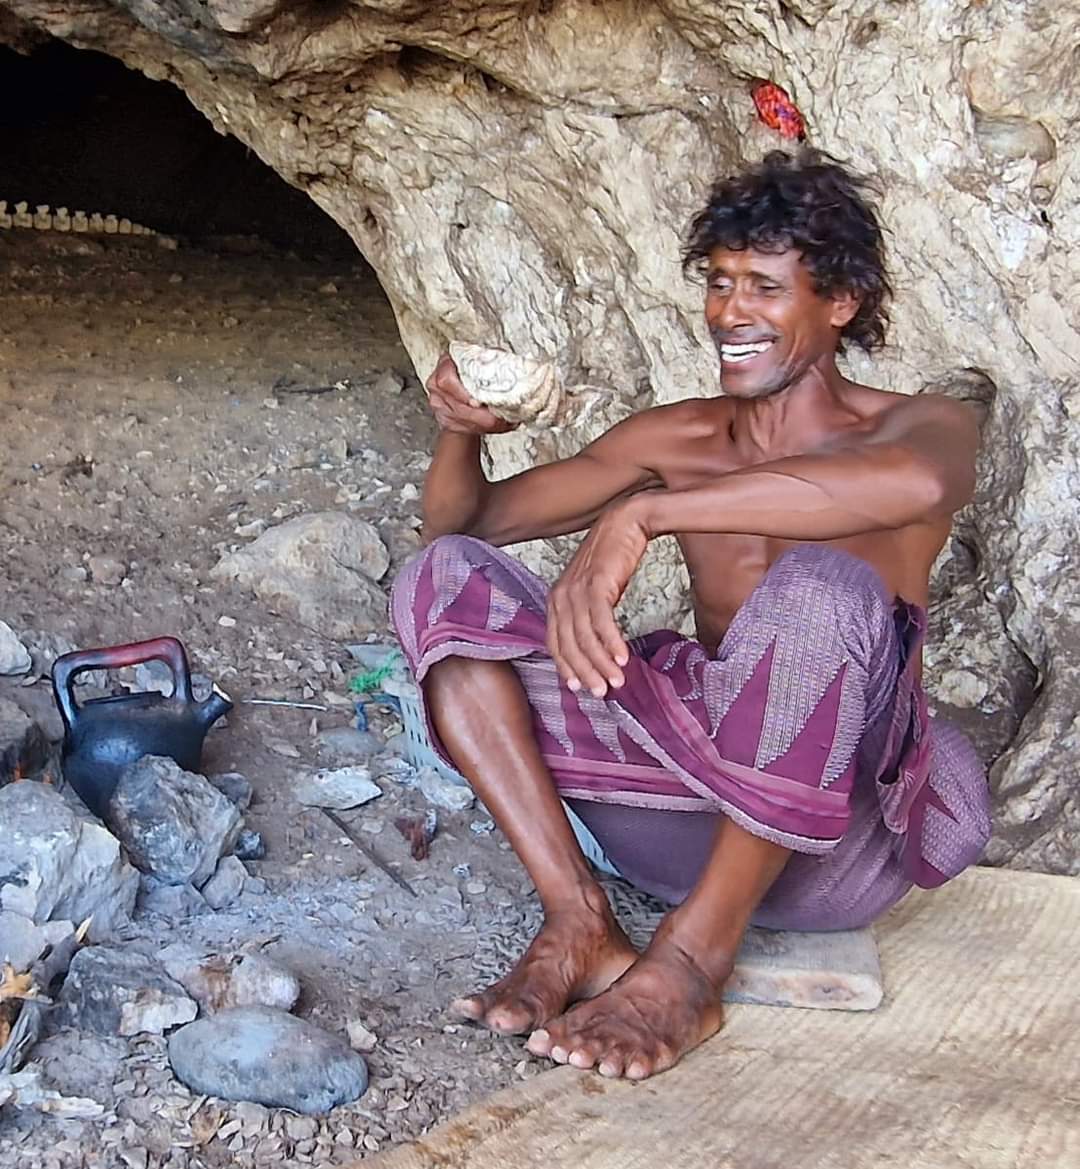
[294,766,382,810]
[346,1020,378,1053]
[417,766,474,812]
[0,620,31,675]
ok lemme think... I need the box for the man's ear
[829,289,860,330]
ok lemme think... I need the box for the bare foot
[452,889,637,1036]
[526,935,726,1080]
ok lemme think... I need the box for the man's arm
[420,355,661,546]
[543,394,978,698]
[634,394,978,541]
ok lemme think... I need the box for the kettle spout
[197,684,234,729]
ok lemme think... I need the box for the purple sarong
[391,536,991,930]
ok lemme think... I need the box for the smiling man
[391,150,992,1080]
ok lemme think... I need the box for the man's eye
[758,283,780,294]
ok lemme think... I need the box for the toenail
[551,1046,568,1062]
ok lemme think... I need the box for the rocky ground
[0,227,605,1167]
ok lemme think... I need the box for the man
[390,150,991,1082]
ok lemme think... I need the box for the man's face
[704,246,856,398]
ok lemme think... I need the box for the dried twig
[321,809,417,898]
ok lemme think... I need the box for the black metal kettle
[51,636,232,819]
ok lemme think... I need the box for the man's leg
[425,655,637,1035]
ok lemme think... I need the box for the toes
[526,1028,554,1057]
[549,1044,570,1064]
[451,995,485,1022]
[625,1055,654,1081]
[568,1045,598,1070]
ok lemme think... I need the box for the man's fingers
[591,596,629,678]
[570,602,618,697]
[549,595,596,693]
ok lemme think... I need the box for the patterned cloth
[391,536,991,930]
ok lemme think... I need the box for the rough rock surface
[0,620,30,675]
[56,945,198,1036]
[0,781,138,939]
[200,854,248,909]
[108,754,243,887]
[2,1,1077,872]
[161,948,301,1013]
[210,511,390,639]
[167,1006,369,1112]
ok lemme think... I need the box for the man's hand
[547,501,649,697]
[426,353,517,435]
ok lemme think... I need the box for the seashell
[448,341,564,427]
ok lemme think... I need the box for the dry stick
[321,808,418,899]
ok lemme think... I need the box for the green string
[347,652,402,695]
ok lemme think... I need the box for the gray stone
[0,910,49,972]
[161,949,300,1013]
[233,828,265,860]
[15,630,76,683]
[0,781,138,940]
[294,766,382,810]
[373,370,405,395]
[107,755,242,887]
[200,855,247,910]
[0,698,50,783]
[226,954,301,1012]
[167,1007,368,1112]
[207,771,253,810]
[136,876,208,920]
[416,765,474,812]
[57,946,197,1036]
[210,512,390,640]
[314,727,384,766]
[724,926,883,1012]
[0,622,31,676]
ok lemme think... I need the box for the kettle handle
[52,636,194,732]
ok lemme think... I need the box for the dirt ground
[0,228,587,1167]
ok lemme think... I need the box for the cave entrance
[0,37,359,254]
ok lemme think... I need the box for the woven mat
[365,867,1080,1169]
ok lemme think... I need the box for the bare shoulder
[869,387,981,440]
[588,396,734,463]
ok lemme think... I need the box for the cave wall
[2,0,1077,874]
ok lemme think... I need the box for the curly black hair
[683,150,892,353]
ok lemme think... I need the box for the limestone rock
[210,512,389,639]
[294,765,382,810]
[136,876,209,920]
[56,945,197,1036]
[448,341,563,426]
[162,948,300,1013]
[200,855,247,909]
[167,1007,368,1112]
[3,0,1079,873]
[107,755,242,887]
[416,765,474,813]
[0,621,30,675]
[0,781,137,940]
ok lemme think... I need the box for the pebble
[416,766,474,812]
[234,828,266,860]
[346,1020,378,1053]
[88,555,127,585]
[168,1007,368,1113]
[294,765,382,810]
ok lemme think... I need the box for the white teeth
[721,340,772,363]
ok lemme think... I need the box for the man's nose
[714,287,752,332]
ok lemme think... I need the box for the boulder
[167,1007,368,1112]
[107,755,243,887]
[0,781,137,940]
[56,946,197,1036]
[210,512,389,640]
